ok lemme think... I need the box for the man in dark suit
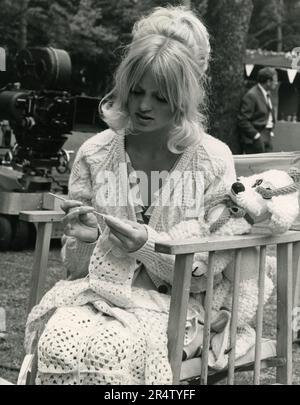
[237,67,278,153]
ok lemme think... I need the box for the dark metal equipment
[0,47,105,250]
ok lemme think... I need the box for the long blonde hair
[100,6,211,154]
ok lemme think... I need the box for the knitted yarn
[288,166,300,183]
[255,182,300,199]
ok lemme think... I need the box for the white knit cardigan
[62,129,236,289]
[25,129,239,382]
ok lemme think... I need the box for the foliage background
[1,0,300,151]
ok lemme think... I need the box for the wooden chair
[11,152,300,384]
[157,229,300,384]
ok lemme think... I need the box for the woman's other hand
[61,200,99,243]
[105,216,147,253]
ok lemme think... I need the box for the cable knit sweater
[26,129,258,385]
[62,129,236,287]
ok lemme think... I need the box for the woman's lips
[135,113,153,121]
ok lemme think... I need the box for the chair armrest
[155,230,300,255]
[19,210,64,223]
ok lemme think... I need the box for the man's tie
[266,92,275,130]
[266,93,273,111]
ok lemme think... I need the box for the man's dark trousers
[242,128,273,154]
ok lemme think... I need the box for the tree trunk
[19,0,29,50]
[276,0,284,52]
[205,0,253,154]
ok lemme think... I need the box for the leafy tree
[280,0,300,51]
[0,0,210,96]
[67,0,118,95]
[65,0,182,95]
[0,0,22,52]
[56,0,180,95]
[0,0,25,84]
[0,0,259,153]
[247,0,300,51]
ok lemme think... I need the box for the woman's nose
[139,96,152,112]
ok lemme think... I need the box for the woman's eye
[156,95,167,103]
[252,179,263,188]
[130,89,142,95]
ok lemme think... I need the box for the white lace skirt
[36,304,173,385]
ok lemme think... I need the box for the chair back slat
[167,253,194,384]
[200,251,216,385]
[292,241,300,313]
[276,243,293,384]
[253,245,267,385]
[227,249,242,385]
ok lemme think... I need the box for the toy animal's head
[230,168,300,233]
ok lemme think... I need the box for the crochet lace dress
[24,129,260,385]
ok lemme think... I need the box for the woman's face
[128,70,175,134]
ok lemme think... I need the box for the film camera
[0,47,105,191]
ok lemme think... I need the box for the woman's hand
[61,200,99,243]
[105,216,148,253]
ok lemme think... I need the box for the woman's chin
[132,121,154,131]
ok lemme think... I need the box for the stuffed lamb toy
[165,168,300,329]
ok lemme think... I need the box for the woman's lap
[37,304,170,384]
[38,305,133,383]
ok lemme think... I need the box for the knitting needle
[49,193,126,258]
[48,192,107,219]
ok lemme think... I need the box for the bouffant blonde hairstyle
[132,6,210,76]
[100,6,211,153]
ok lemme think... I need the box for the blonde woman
[25,6,236,384]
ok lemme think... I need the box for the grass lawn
[0,244,300,385]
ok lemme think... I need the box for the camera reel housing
[0,48,77,190]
